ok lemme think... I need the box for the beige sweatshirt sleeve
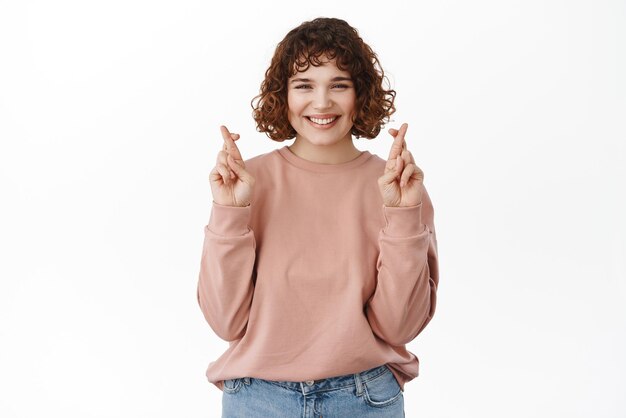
[365,183,439,346]
[197,201,256,342]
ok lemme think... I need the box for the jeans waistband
[247,364,391,395]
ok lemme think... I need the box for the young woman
[198,17,439,417]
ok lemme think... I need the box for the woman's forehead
[290,58,350,78]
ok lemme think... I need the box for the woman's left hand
[378,123,424,207]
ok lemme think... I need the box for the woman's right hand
[209,125,255,207]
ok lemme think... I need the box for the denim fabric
[221,364,405,417]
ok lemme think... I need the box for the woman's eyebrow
[290,76,353,83]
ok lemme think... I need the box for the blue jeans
[221,364,405,417]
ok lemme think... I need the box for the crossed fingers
[219,125,243,180]
[388,123,415,171]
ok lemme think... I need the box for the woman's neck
[287,137,363,164]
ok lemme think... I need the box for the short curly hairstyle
[250,17,396,141]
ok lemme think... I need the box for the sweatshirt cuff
[382,202,425,237]
[207,201,251,236]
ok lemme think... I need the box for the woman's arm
[197,201,256,341]
[365,183,439,346]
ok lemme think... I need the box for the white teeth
[308,116,337,125]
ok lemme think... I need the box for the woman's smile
[305,115,341,129]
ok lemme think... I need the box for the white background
[1,0,624,417]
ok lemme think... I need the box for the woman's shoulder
[242,147,280,170]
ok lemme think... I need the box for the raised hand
[377,123,424,207]
[209,125,255,207]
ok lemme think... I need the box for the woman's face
[287,56,356,147]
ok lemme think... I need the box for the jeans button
[305,380,314,386]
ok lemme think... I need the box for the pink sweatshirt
[197,145,439,392]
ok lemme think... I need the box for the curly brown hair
[250,17,396,141]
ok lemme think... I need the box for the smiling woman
[285,55,360,160]
[250,17,397,144]
[200,16,439,418]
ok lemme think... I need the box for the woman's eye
[294,84,350,89]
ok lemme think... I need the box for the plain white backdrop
[1,0,624,417]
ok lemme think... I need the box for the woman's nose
[313,90,332,109]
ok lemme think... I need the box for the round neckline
[277,145,372,173]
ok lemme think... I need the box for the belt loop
[354,372,363,396]
[243,377,250,385]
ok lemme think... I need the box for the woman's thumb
[379,156,403,185]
